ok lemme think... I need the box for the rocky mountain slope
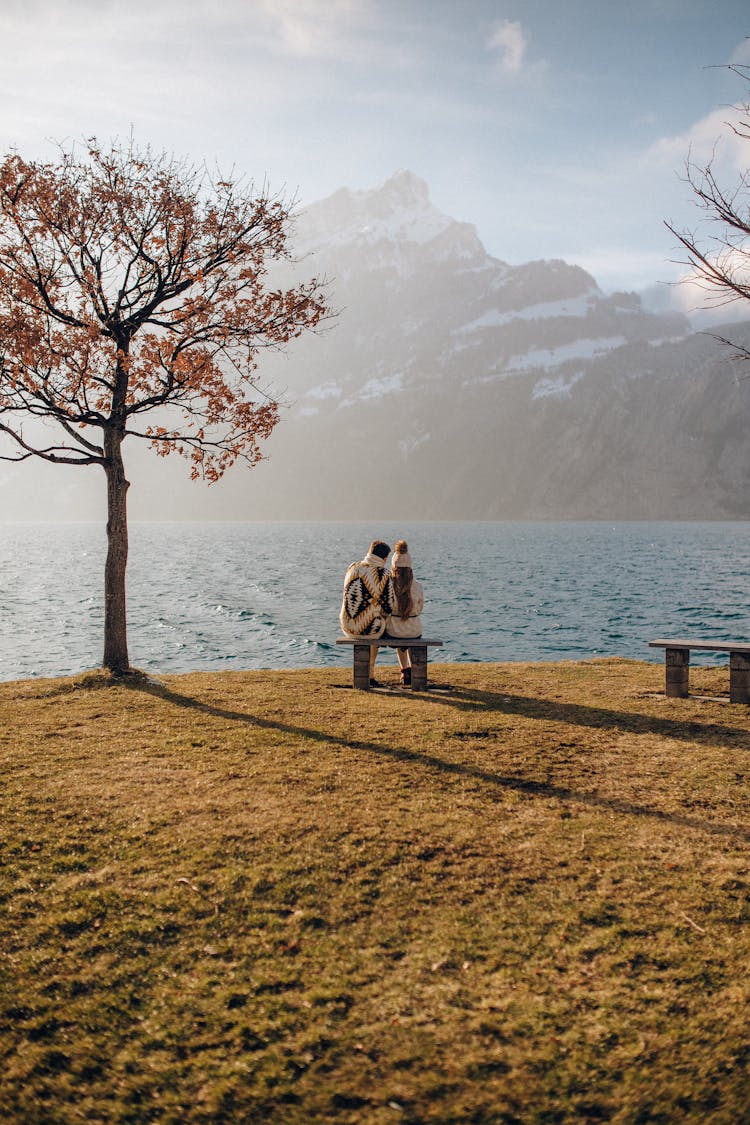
[205,170,750,521]
[3,169,750,521]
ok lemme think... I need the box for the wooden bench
[336,637,444,691]
[649,639,750,703]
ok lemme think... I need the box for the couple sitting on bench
[340,539,424,687]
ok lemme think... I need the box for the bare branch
[664,70,750,364]
[0,419,103,465]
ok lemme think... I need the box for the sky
[1,0,750,303]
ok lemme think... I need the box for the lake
[1,520,749,681]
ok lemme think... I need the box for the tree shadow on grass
[408,684,750,751]
[125,679,750,844]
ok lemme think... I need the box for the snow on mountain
[504,337,628,373]
[294,170,459,253]
[289,170,490,291]
[455,291,600,332]
[531,371,587,399]
[104,170,750,522]
[280,171,689,413]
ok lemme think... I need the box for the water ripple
[2,520,750,680]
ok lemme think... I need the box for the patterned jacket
[339,553,395,638]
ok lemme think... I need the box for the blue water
[1,521,749,682]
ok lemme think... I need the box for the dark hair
[369,540,390,560]
[392,567,414,618]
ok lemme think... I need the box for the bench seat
[336,637,443,691]
[649,638,750,703]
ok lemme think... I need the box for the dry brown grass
[1,657,749,1122]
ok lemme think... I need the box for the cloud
[0,0,377,162]
[646,35,750,179]
[258,0,368,59]
[564,248,683,293]
[487,19,526,77]
[729,37,750,66]
[648,102,749,174]
[665,268,750,327]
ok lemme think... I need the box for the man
[339,540,394,686]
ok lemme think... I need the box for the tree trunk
[103,428,130,675]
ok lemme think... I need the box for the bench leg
[410,646,428,691]
[665,647,689,698]
[353,644,371,691]
[730,652,750,704]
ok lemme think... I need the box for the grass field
[1,657,749,1123]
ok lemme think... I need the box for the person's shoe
[370,678,383,687]
[400,667,411,687]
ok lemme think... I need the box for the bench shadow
[405,683,750,751]
[126,679,750,844]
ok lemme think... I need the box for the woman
[385,539,424,686]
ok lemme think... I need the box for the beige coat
[385,578,424,638]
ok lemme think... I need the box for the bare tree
[666,63,750,360]
[0,139,330,675]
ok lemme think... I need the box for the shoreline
[0,654,664,692]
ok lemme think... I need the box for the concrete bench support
[729,651,750,705]
[353,643,371,689]
[336,637,444,691]
[665,646,690,698]
[649,638,750,704]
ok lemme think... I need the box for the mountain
[194,169,749,521]
[3,169,750,522]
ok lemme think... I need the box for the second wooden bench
[649,638,750,703]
